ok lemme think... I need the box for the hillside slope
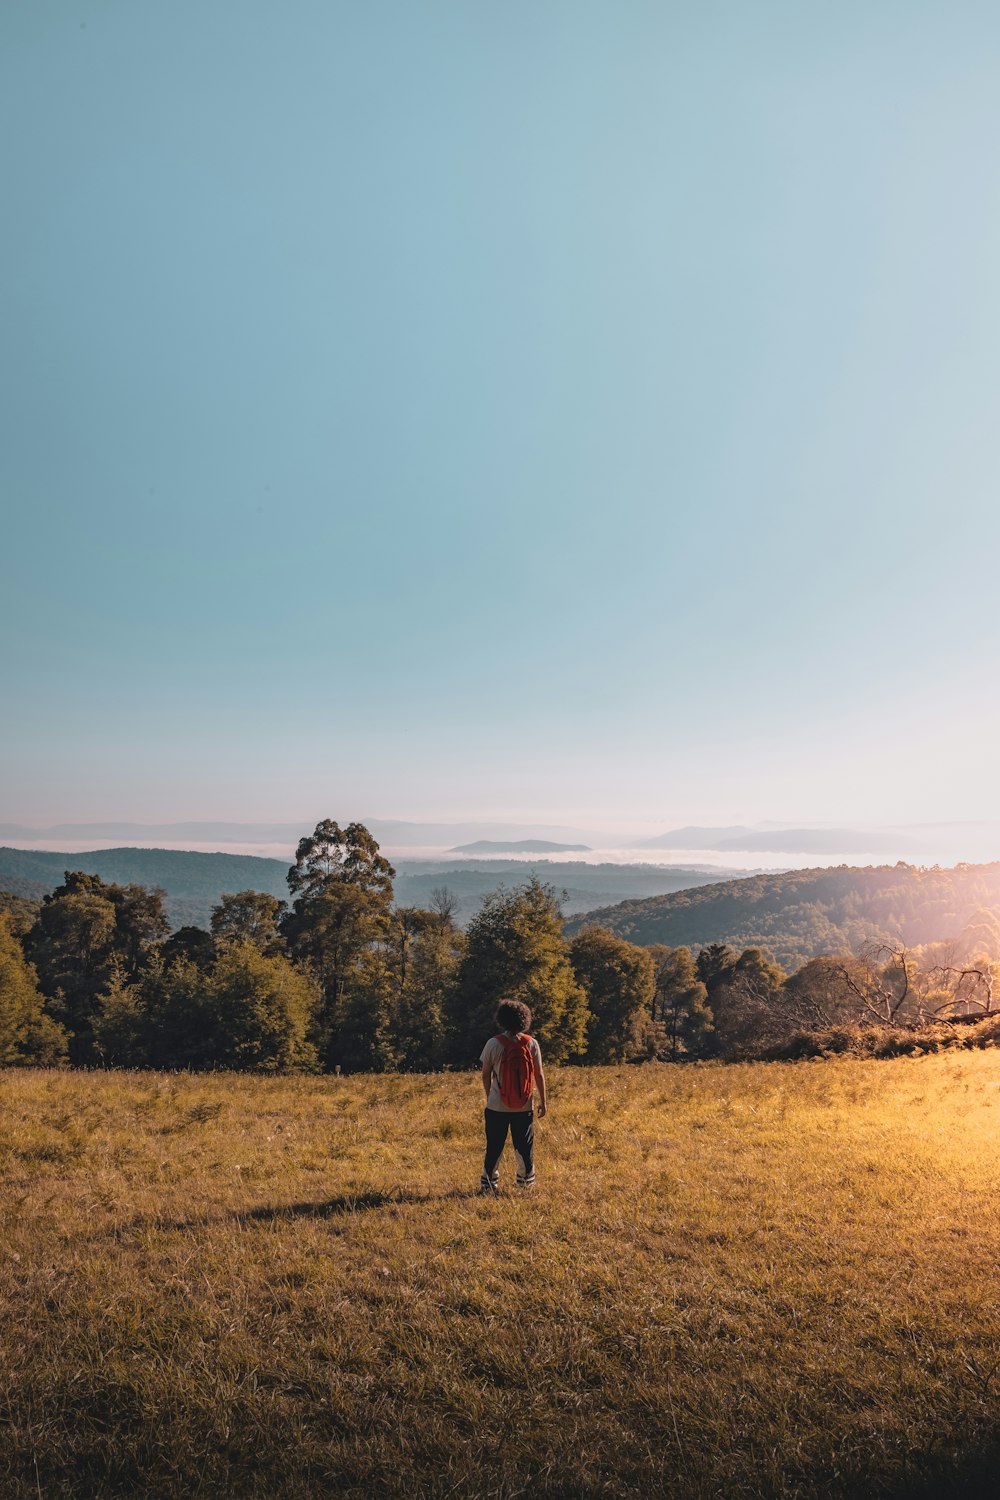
[0,846,736,931]
[0,847,290,929]
[392,859,734,924]
[566,861,1000,969]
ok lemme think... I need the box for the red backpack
[495,1032,535,1109]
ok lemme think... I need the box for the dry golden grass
[2,1053,1000,1498]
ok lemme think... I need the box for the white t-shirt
[479,1032,543,1113]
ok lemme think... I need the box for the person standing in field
[478,998,546,1194]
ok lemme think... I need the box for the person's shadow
[124,1186,474,1236]
[236,1189,426,1222]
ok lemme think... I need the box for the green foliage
[91,963,148,1067]
[24,885,117,1061]
[734,947,786,990]
[0,891,41,936]
[100,947,321,1073]
[695,943,741,993]
[25,872,169,1062]
[0,915,67,1066]
[648,944,714,1059]
[282,882,391,1068]
[570,926,655,1063]
[281,823,398,1071]
[211,890,285,952]
[287,820,395,902]
[35,817,985,1073]
[450,879,589,1063]
[160,925,216,971]
[708,947,788,1059]
[205,943,319,1072]
[389,908,465,1072]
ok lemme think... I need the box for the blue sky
[4,1,1000,828]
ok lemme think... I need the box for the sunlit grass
[2,1054,1000,1496]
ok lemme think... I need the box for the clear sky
[4,1,1000,830]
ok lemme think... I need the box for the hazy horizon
[7,813,1000,872]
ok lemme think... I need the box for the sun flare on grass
[3,1052,1000,1497]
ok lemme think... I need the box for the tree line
[2,819,997,1071]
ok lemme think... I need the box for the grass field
[3,1054,1000,1498]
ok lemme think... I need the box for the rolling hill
[565,861,1000,970]
[390,859,735,923]
[0,847,291,930]
[0,847,738,931]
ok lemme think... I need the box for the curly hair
[495,998,532,1034]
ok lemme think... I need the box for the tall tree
[389,907,465,1071]
[429,887,459,932]
[710,947,788,1058]
[449,879,589,1063]
[91,962,148,1067]
[648,944,714,1059]
[695,943,741,995]
[26,872,168,1061]
[281,820,396,1069]
[112,880,171,970]
[570,926,655,1063]
[0,915,67,1066]
[287,820,394,901]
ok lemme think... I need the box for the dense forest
[565,862,1000,970]
[2,823,999,1074]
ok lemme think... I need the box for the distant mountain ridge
[642,825,757,849]
[448,840,592,854]
[0,818,602,847]
[566,862,1000,970]
[642,825,929,855]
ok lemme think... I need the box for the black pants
[482,1108,535,1186]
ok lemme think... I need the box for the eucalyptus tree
[281,819,397,1069]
